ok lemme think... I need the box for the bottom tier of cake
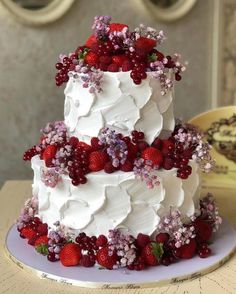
[31,155,200,237]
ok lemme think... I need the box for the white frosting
[64,72,175,144]
[32,156,201,237]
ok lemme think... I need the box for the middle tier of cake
[31,155,201,238]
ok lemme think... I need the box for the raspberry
[163,157,174,170]
[151,138,163,150]
[122,60,133,71]
[120,160,133,172]
[136,233,150,248]
[69,136,79,148]
[90,137,101,151]
[107,63,119,72]
[112,55,128,67]
[96,235,108,247]
[80,254,96,267]
[104,162,115,174]
[180,239,197,259]
[37,223,48,236]
[99,55,112,64]
[156,233,169,244]
[137,141,149,152]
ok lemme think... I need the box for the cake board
[4,219,236,289]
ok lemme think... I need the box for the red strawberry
[109,23,128,32]
[141,147,163,167]
[28,234,39,246]
[21,227,37,240]
[84,51,99,66]
[89,151,109,171]
[107,63,119,72]
[60,243,82,267]
[34,235,49,247]
[135,37,157,55]
[120,160,133,172]
[77,141,93,153]
[43,145,57,162]
[194,219,213,242]
[96,246,118,269]
[96,235,108,247]
[136,233,150,248]
[37,223,48,236]
[180,239,197,259]
[142,242,163,266]
[112,55,128,67]
[122,60,133,72]
[85,34,97,48]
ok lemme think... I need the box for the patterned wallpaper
[0,0,214,186]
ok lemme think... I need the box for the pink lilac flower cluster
[199,193,222,232]
[16,196,38,231]
[108,229,137,268]
[40,167,61,188]
[150,54,186,95]
[133,158,160,189]
[98,128,128,168]
[47,221,69,261]
[174,123,215,173]
[68,69,103,94]
[158,208,196,248]
[92,15,111,39]
[39,121,68,150]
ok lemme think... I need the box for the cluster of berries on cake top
[17,194,222,270]
[55,15,186,94]
[23,121,214,189]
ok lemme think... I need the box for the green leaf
[35,244,48,256]
[148,53,157,62]
[151,242,164,261]
[78,48,89,60]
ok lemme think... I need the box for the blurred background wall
[0,0,217,187]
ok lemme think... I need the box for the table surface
[1,181,236,294]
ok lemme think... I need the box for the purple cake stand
[4,219,236,289]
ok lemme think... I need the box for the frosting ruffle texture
[64,72,174,144]
[32,156,200,238]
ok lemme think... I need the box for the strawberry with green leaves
[142,242,164,266]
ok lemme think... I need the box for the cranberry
[47,253,56,262]
[198,247,211,258]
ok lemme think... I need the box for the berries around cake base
[16,194,221,271]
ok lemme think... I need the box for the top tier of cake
[64,71,174,144]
